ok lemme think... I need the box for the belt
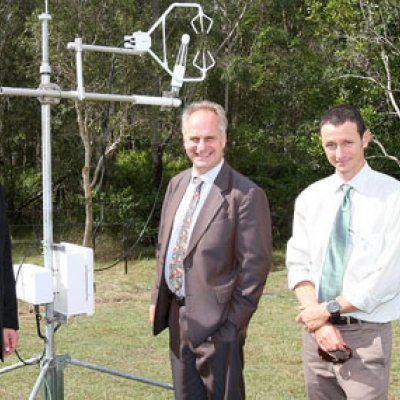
[330,316,364,325]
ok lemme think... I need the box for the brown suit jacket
[151,162,272,347]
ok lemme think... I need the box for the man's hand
[314,324,346,352]
[149,304,155,325]
[3,328,18,357]
[295,302,330,332]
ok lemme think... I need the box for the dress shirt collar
[347,162,372,195]
[333,161,371,194]
[191,159,224,185]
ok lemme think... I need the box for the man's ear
[362,129,371,148]
[221,132,227,149]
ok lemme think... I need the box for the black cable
[34,305,46,341]
[13,243,48,365]
[14,348,44,366]
[93,36,183,272]
[94,102,183,273]
[94,169,164,272]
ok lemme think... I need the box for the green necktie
[319,184,353,302]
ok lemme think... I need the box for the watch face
[327,301,340,314]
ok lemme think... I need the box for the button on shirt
[165,160,224,298]
[287,163,400,323]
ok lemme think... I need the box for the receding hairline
[181,100,228,136]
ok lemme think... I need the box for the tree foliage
[1,0,399,250]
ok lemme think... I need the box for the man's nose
[197,139,206,151]
[336,145,345,158]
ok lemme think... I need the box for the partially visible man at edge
[287,104,400,399]
[0,184,19,361]
[149,100,272,399]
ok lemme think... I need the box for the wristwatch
[326,300,341,322]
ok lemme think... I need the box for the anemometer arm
[123,2,215,95]
[1,3,214,108]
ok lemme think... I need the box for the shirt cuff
[287,269,313,291]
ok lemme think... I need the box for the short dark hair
[320,105,367,137]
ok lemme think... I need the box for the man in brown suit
[0,185,19,361]
[150,100,272,399]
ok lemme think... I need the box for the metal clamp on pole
[38,83,61,105]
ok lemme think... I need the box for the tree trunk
[82,165,93,248]
[75,101,93,247]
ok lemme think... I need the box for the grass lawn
[1,254,400,399]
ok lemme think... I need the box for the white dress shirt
[165,159,224,298]
[287,162,400,322]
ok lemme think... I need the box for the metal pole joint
[38,83,61,105]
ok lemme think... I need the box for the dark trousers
[168,298,246,400]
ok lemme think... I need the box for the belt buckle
[175,296,185,306]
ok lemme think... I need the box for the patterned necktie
[169,177,203,296]
[319,184,353,302]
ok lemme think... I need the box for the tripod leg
[29,359,51,400]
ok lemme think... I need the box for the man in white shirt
[286,104,400,399]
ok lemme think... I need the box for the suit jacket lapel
[185,163,231,257]
[160,171,191,261]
